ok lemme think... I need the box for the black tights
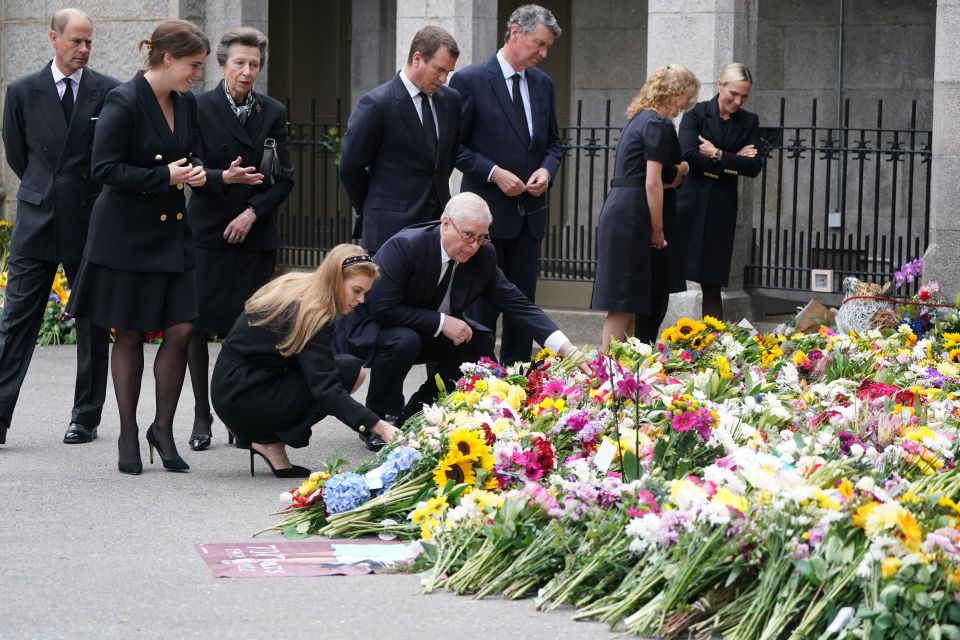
[636,292,670,344]
[187,331,213,437]
[701,284,723,320]
[114,322,192,464]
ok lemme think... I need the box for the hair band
[342,254,373,269]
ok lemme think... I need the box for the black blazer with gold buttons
[187,81,294,251]
[83,71,199,273]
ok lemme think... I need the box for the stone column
[647,0,759,325]
[922,0,960,296]
[395,0,498,70]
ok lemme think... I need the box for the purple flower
[894,258,923,289]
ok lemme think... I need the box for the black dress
[676,97,762,286]
[591,110,685,314]
[210,313,380,447]
[67,72,198,332]
[188,82,294,335]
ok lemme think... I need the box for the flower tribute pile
[272,276,960,639]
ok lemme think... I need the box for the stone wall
[753,0,935,130]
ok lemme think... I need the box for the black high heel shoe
[188,413,214,451]
[249,448,310,479]
[146,426,190,472]
[118,434,143,475]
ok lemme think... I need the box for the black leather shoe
[359,430,386,452]
[63,422,98,444]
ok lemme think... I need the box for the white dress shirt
[399,68,439,139]
[51,62,82,101]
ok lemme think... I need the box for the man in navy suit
[343,192,585,423]
[450,4,565,367]
[0,8,117,446]
[340,26,461,253]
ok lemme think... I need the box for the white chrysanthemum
[700,501,732,525]
[703,464,746,494]
[781,362,801,388]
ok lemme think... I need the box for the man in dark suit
[0,8,117,446]
[450,4,565,367]
[339,26,461,253]
[343,192,586,423]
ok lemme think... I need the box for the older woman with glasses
[185,27,294,451]
[591,64,699,350]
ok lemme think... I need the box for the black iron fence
[747,98,932,293]
[276,97,933,293]
[276,98,348,269]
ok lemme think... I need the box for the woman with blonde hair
[211,244,401,477]
[591,63,700,350]
[677,62,761,320]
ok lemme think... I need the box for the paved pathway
[0,344,616,640]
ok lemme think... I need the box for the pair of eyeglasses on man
[448,218,491,246]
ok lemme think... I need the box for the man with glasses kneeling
[340,192,587,437]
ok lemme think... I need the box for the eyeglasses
[448,218,491,246]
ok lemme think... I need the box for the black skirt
[211,352,363,447]
[67,261,198,333]
[194,247,276,335]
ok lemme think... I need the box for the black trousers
[365,326,496,420]
[472,223,541,366]
[0,253,109,427]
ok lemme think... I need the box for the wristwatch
[710,148,722,162]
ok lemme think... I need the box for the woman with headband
[211,244,401,478]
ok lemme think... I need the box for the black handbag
[258,138,280,187]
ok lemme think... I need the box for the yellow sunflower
[943,332,960,349]
[674,318,707,341]
[948,348,960,365]
[447,428,489,461]
[690,332,716,351]
[703,315,726,332]
[432,454,478,489]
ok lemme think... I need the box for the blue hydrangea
[323,472,370,514]
[380,447,422,491]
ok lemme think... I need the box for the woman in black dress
[591,64,699,350]
[67,20,210,475]
[186,27,294,451]
[676,63,762,320]
[211,244,401,478]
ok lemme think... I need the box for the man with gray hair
[450,4,565,367]
[340,25,462,253]
[0,8,118,446]
[341,192,585,429]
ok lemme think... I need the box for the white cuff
[543,330,567,354]
[486,165,498,182]
[434,313,445,337]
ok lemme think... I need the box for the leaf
[914,591,934,609]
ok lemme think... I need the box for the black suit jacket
[450,54,564,241]
[339,74,461,253]
[83,72,199,273]
[343,221,559,362]
[2,63,119,263]
[188,82,294,251]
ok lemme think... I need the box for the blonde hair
[245,244,379,356]
[626,63,700,119]
[718,62,752,86]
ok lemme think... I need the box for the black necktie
[430,261,454,310]
[61,77,74,124]
[511,74,530,145]
[419,92,438,161]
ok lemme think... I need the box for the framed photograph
[810,269,834,293]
